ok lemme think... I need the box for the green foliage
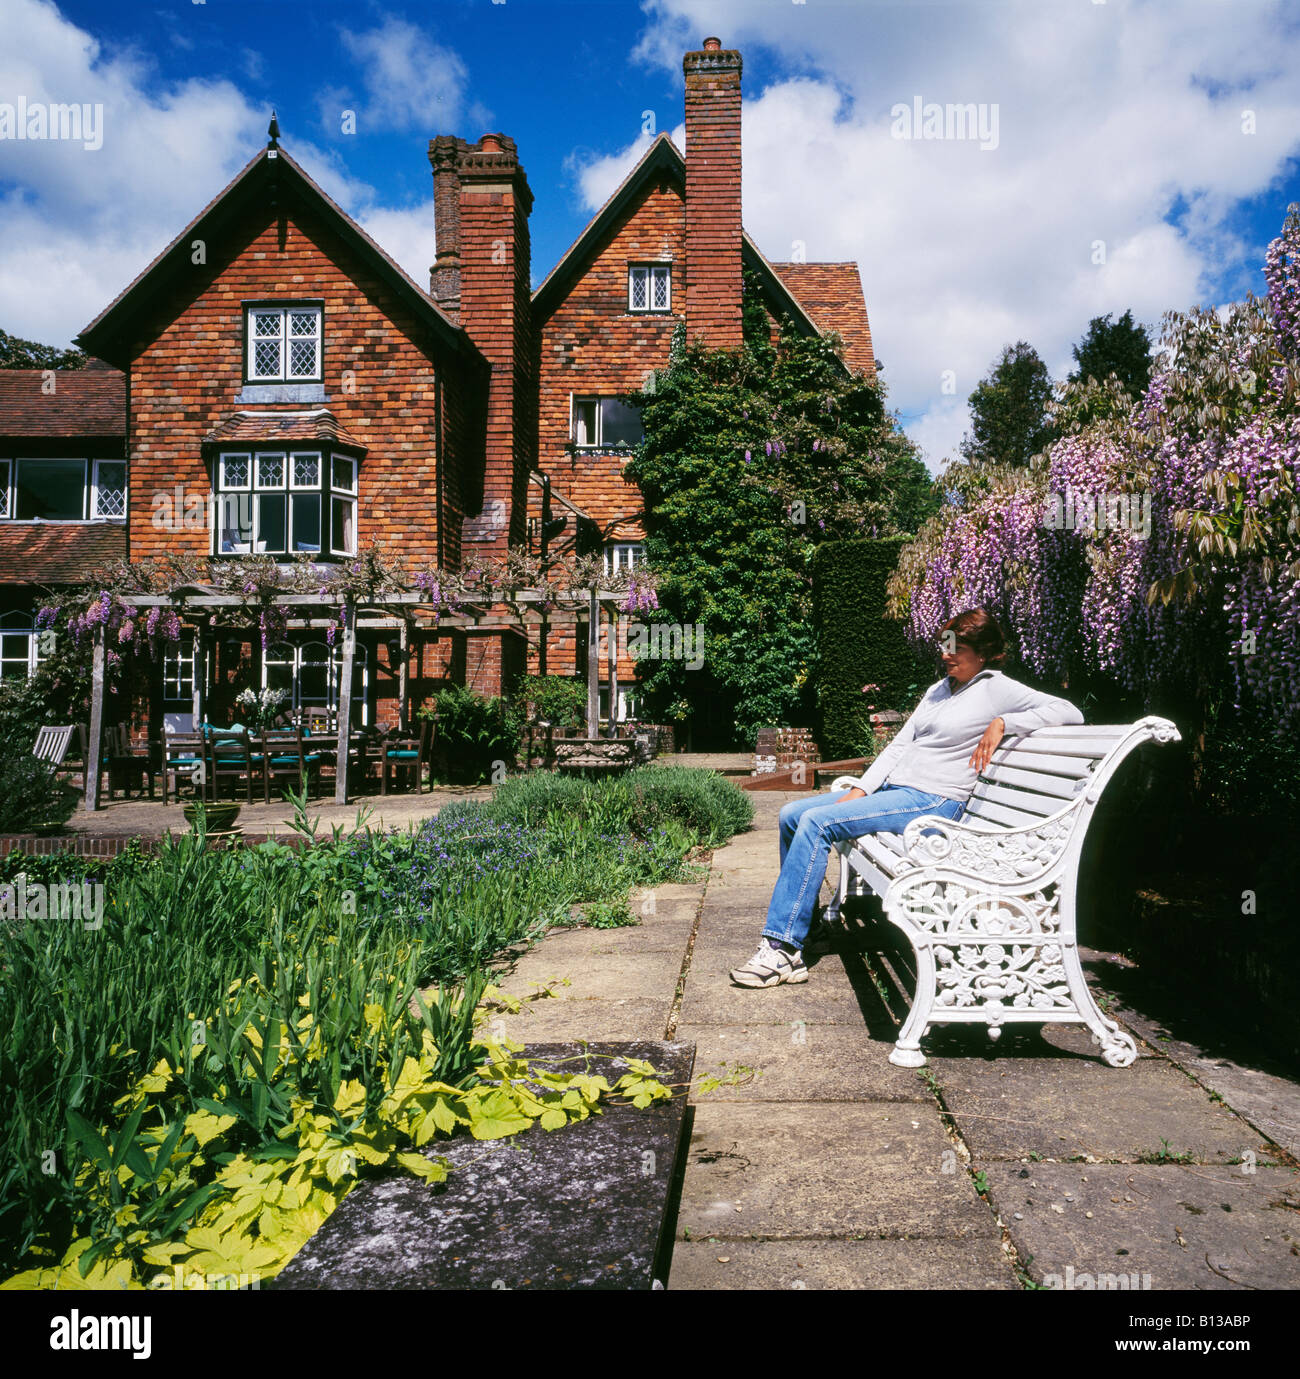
[519,674,586,727]
[0,755,80,832]
[960,340,1055,469]
[0,768,746,1281]
[1068,309,1154,398]
[627,280,934,745]
[0,328,87,370]
[419,684,523,782]
[812,538,932,758]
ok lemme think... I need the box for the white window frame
[245,304,323,383]
[215,449,353,557]
[569,397,643,452]
[90,459,127,520]
[603,543,646,576]
[7,457,90,521]
[598,685,641,724]
[628,263,671,313]
[263,637,370,726]
[0,610,38,680]
[0,460,10,519]
[162,633,196,706]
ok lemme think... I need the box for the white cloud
[0,1,448,349]
[603,0,1300,472]
[337,18,479,136]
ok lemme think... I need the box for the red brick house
[8,37,874,738]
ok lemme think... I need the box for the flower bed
[0,769,749,1288]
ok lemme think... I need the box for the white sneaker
[730,938,808,988]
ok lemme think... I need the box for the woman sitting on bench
[730,607,1084,989]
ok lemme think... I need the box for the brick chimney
[428,134,463,319]
[428,132,535,551]
[683,37,743,351]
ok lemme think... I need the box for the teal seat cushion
[386,749,420,759]
[270,754,321,766]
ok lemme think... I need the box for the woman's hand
[840,786,866,801]
[969,716,1006,773]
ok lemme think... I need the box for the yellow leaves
[180,1226,280,1279]
[363,1002,388,1034]
[184,1109,238,1148]
[395,1152,448,1184]
[332,1078,367,1119]
[0,1239,143,1291]
[538,1108,568,1131]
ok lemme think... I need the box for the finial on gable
[267,111,281,152]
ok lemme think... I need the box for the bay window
[215,449,356,556]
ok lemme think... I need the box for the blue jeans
[764,786,965,950]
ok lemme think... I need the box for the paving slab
[678,972,869,1027]
[677,1023,929,1103]
[500,949,685,1004]
[274,1042,695,1291]
[493,997,671,1044]
[668,1238,1018,1290]
[932,1057,1271,1164]
[1108,995,1300,1161]
[987,1162,1300,1291]
[513,921,695,961]
[678,1102,996,1241]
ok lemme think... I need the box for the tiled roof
[0,523,126,585]
[769,263,876,376]
[0,369,125,438]
[203,410,366,451]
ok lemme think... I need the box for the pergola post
[398,617,410,731]
[586,587,598,737]
[334,601,356,804]
[191,619,208,728]
[85,622,106,811]
[607,603,619,739]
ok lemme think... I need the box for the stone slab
[987,1162,1300,1291]
[668,1238,1018,1290]
[500,949,684,1004]
[678,1102,996,1240]
[677,972,869,1027]
[1109,995,1300,1161]
[677,1023,929,1103]
[932,1057,1270,1164]
[492,997,671,1044]
[273,1041,696,1291]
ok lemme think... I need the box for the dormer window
[245,304,323,383]
[628,264,671,313]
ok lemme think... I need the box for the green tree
[0,328,87,370]
[1068,309,1153,397]
[960,341,1054,468]
[626,280,933,747]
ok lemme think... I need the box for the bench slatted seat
[824,715,1180,1069]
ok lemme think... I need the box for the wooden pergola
[89,587,631,810]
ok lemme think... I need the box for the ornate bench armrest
[899,805,1083,884]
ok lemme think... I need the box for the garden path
[494,791,1300,1290]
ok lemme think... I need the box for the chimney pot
[479,133,503,153]
[702,36,721,51]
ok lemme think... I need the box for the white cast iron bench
[824,716,1181,1069]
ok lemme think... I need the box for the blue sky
[4,0,1300,471]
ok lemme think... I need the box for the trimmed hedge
[812,538,933,759]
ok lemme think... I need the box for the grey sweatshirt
[855,669,1084,803]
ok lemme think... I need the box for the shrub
[420,685,523,783]
[520,675,587,727]
[0,755,79,832]
[812,538,934,758]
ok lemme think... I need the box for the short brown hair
[939,608,1008,665]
